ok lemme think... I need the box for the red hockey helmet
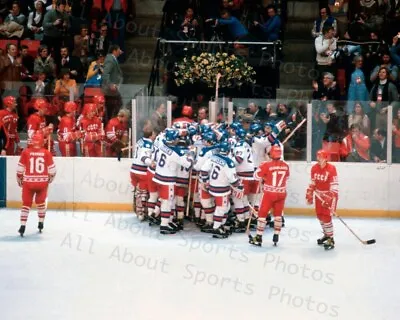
[64,101,78,113]
[32,132,44,148]
[93,95,105,104]
[181,105,193,118]
[316,149,329,161]
[85,103,97,116]
[270,145,282,160]
[3,96,16,109]
[33,98,48,112]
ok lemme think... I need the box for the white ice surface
[0,209,399,320]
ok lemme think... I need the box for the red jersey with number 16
[17,147,56,185]
[254,160,290,193]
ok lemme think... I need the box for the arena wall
[5,157,400,217]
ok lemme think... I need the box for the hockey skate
[324,237,335,250]
[249,234,262,247]
[212,226,228,239]
[272,234,279,246]
[169,221,180,232]
[269,216,285,228]
[160,225,176,235]
[18,225,25,237]
[233,221,246,233]
[200,223,213,233]
[38,222,44,233]
[148,215,160,226]
[317,235,329,245]
[176,219,184,231]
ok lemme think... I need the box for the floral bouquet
[174,52,256,88]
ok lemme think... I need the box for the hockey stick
[185,170,193,217]
[246,203,258,235]
[314,192,376,245]
[282,118,306,145]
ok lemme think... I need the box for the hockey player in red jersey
[172,105,195,127]
[16,132,56,237]
[105,109,129,157]
[57,101,81,157]
[93,95,105,121]
[250,145,290,247]
[27,98,54,154]
[306,149,338,250]
[0,96,20,155]
[79,103,104,157]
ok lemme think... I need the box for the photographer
[85,51,105,88]
[42,0,69,63]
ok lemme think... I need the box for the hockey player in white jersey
[147,130,164,226]
[153,128,195,234]
[130,130,155,221]
[193,131,220,232]
[231,127,254,232]
[200,141,243,239]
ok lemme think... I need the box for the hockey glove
[17,175,23,187]
[232,185,244,199]
[306,183,315,205]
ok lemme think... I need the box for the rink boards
[3,156,400,217]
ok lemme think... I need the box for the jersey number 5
[272,170,286,187]
[29,157,45,174]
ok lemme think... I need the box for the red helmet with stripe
[32,132,44,148]
[64,101,78,113]
[270,145,282,160]
[316,149,329,161]
[33,98,48,111]
[3,96,16,109]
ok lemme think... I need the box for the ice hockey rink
[0,209,399,320]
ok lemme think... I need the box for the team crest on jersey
[314,172,329,181]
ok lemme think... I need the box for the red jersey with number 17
[254,160,290,193]
[17,147,56,184]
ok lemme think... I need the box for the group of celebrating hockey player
[130,106,339,250]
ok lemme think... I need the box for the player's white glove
[232,185,244,199]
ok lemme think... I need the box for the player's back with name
[18,147,55,183]
[207,154,238,196]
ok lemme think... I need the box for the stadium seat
[0,39,18,54]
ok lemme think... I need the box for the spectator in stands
[312,72,340,101]
[344,12,370,43]
[85,51,105,88]
[151,101,167,132]
[253,4,281,42]
[103,0,134,63]
[34,45,56,80]
[211,9,248,41]
[315,26,337,80]
[42,0,69,63]
[20,45,35,78]
[102,44,123,123]
[54,68,78,101]
[0,43,23,94]
[221,0,243,19]
[178,7,202,40]
[27,0,45,40]
[312,6,337,38]
[370,128,387,162]
[5,1,27,26]
[389,34,400,67]
[347,55,369,114]
[57,46,83,83]
[364,31,386,88]
[369,67,398,130]
[72,25,92,68]
[247,101,267,120]
[340,123,371,162]
[348,102,371,136]
[197,106,208,122]
[90,23,111,57]
[370,52,398,83]
[33,71,52,97]
[320,102,347,143]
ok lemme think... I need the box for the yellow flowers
[174,52,256,87]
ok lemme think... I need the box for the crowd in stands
[311,1,400,163]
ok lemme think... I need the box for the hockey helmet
[218,129,229,142]
[93,95,105,104]
[31,132,44,148]
[165,128,180,143]
[64,101,78,113]
[249,123,263,136]
[3,96,16,109]
[229,121,242,131]
[85,103,97,116]
[202,131,217,145]
[236,127,247,140]
[199,124,211,134]
[219,141,231,155]
[270,145,282,160]
[316,149,329,161]
[187,125,198,137]
[182,105,193,118]
[33,98,49,112]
